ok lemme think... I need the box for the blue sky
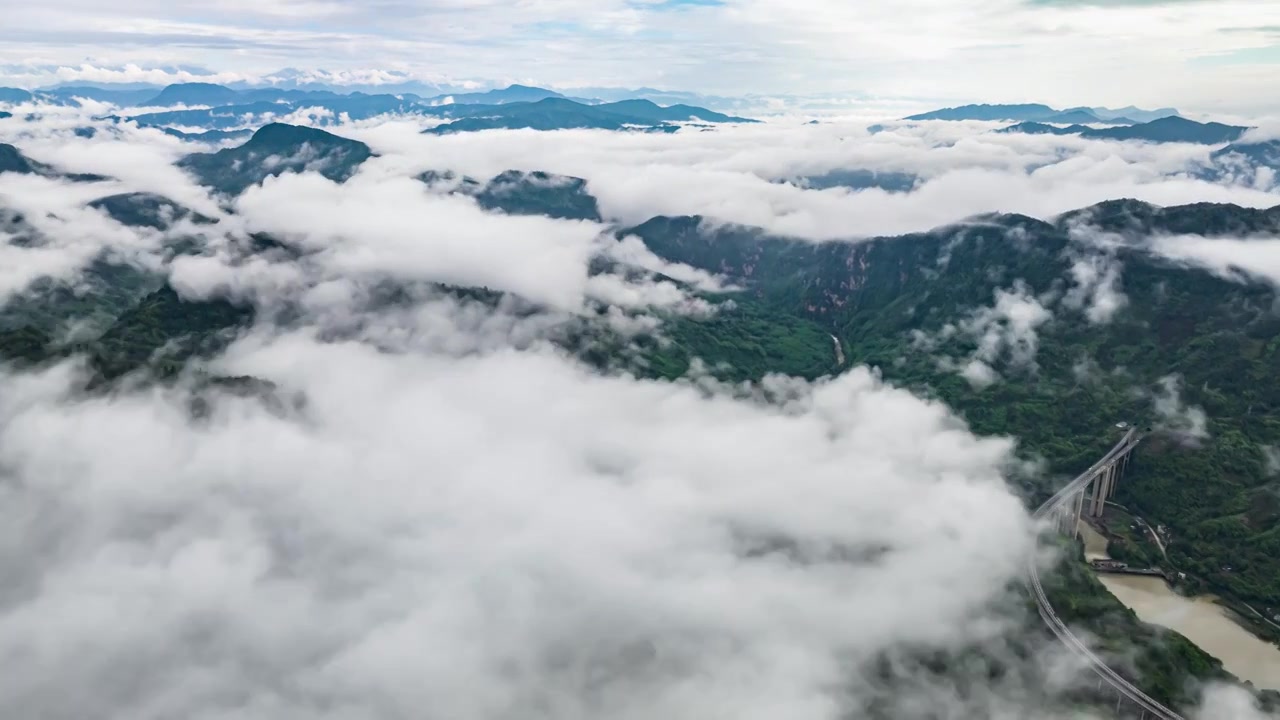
[3,0,1280,111]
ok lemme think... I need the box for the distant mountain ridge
[0,81,748,124]
[430,84,598,105]
[999,116,1250,144]
[906,103,1179,124]
[423,97,754,134]
[2,78,744,111]
[1084,105,1183,124]
[147,82,242,106]
[3,82,757,136]
[419,169,602,221]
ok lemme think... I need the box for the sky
[4,0,1280,112]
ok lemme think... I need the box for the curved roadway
[1027,428,1186,720]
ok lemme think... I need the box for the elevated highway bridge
[1027,428,1186,720]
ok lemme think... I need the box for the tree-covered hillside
[627,200,1280,613]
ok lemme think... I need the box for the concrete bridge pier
[1043,433,1140,543]
[1072,488,1085,535]
[1088,459,1126,519]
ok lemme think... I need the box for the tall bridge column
[1072,487,1085,535]
[1088,466,1107,518]
[1058,502,1075,536]
[1098,464,1113,516]
[1087,443,1134,520]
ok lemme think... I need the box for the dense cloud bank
[0,332,1044,719]
[3,104,1280,247]
[350,118,1280,240]
[0,105,1277,719]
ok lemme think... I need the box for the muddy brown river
[1078,521,1280,690]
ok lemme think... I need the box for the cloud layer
[0,103,1278,719]
[0,335,1043,719]
[345,119,1280,241]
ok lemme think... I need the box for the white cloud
[349,120,1280,243]
[605,235,732,293]
[961,358,1000,389]
[233,170,604,310]
[964,281,1054,370]
[1062,226,1129,324]
[1151,234,1280,287]
[0,173,164,302]
[4,63,253,88]
[918,281,1052,389]
[1263,445,1280,477]
[0,323,1040,719]
[1196,684,1280,720]
[1065,252,1127,324]
[1152,374,1209,442]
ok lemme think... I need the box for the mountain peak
[177,123,373,194]
[605,98,661,109]
[245,122,362,149]
[999,115,1249,144]
[147,82,240,107]
[906,102,1180,125]
[905,103,1057,122]
[1147,115,1195,126]
[163,82,230,91]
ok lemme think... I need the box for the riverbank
[1079,521,1280,690]
[1088,505,1280,644]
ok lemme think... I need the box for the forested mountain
[18,82,756,136]
[783,168,920,192]
[88,192,215,229]
[626,201,1280,615]
[422,97,751,134]
[147,82,241,106]
[176,122,374,194]
[418,169,602,221]
[617,199,1280,707]
[907,103,1061,121]
[908,103,1179,123]
[999,116,1250,144]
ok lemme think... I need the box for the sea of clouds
[0,100,1277,719]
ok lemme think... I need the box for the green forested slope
[629,200,1280,709]
[629,201,1280,608]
